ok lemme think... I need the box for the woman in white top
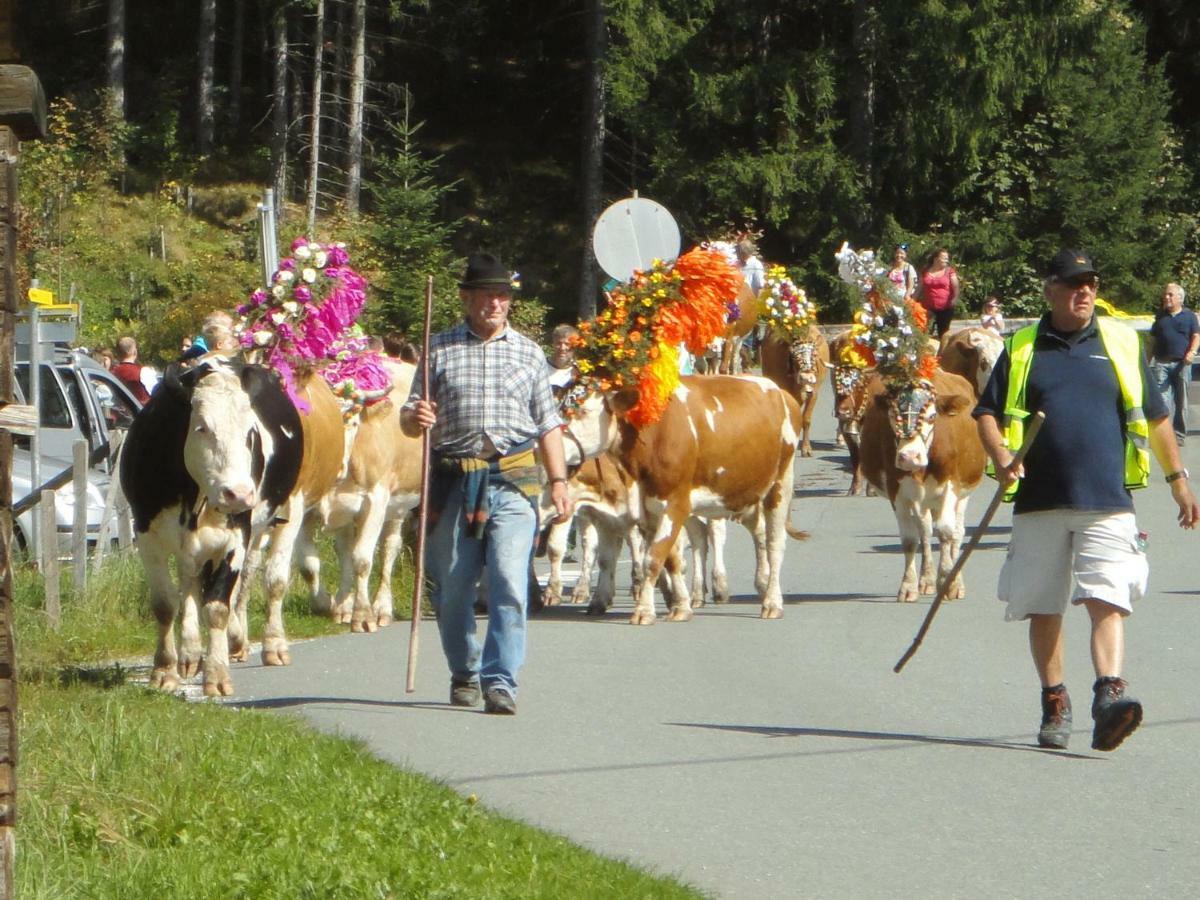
[886,244,918,301]
[980,295,1005,334]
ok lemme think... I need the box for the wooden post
[0,57,49,900]
[71,439,87,594]
[38,492,57,629]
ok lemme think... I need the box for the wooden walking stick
[894,411,1045,673]
[406,275,435,693]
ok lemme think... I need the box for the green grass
[17,682,701,899]
[11,547,700,898]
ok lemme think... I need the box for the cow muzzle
[895,439,928,472]
[214,482,257,514]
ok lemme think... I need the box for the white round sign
[592,196,681,282]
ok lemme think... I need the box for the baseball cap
[1046,248,1098,281]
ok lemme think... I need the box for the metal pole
[28,305,40,564]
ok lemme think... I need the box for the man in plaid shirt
[402,252,572,715]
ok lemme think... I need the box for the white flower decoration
[293,245,312,261]
[302,267,318,283]
[253,330,273,346]
[271,284,286,299]
[314,250,328,268]
[277,270,295,283]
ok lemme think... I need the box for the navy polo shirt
[1149,308,1200,361]
[974,314,1167,515]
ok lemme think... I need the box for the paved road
[227,385,1200,899]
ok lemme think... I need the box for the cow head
[882,380,938,471]
[789,340,820,394]
[559,384,620,467]
[832,366,868,436]
[179,362,265,514]
[967,328,1004,395]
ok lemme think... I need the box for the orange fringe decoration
[666,247,742,354]
[907,300,929,332]
[627,343,679,427]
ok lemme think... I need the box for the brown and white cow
[760,325,830,457]
[826,330,872,495]
[564,375,806,624]
[938,326,1004,398]
[859,369,986,603]
[718,280,760,374]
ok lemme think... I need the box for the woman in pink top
[918,247,960,338]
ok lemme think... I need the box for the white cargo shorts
[998,510,1148,621]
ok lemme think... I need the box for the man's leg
[1028,614,1065,686]
[1082,595,1141,751]
[480,483,538,699]
[1171,363,1189,442]
[427,489,486,687]
[1083,598,1125,677]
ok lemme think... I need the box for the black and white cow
[121,358,302,696]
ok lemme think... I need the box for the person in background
[400,252,572,716]
[736,240,766,365]
[980,295,1005,334]
[94,348,114,371]
[545,323,580,394]
[918,247,960,339]
[974,248,1198,753]
[383,332,419,364]
[887,244,918,302]
[111,336,153,404]
[202,310,240,355]
[180,336,193,355]
[1148,282,1199,446]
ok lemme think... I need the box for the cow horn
[357,386,393,402]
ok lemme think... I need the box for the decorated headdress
[571,247,741,426]
[834,242,936,388]
[237,237,391,414]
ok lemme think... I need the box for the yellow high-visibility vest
[997,317,1150,501]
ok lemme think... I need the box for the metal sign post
[257,188,279,287]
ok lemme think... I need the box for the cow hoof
[666,607,694,622]
[376,614,393,628]
[629,610,657,625]
[801,446,813,458]
[204,679,234,697]
[586,603,606,616]
[896,590,919,603]
[835,434,846,447]
[150,668,179,691]
[542,591,562,607]
[351,618,376,634]
[229,646,250,663]
[178,656,202,679]
[760,605,784,620]
[691,596,706,609]
[569,590,590,605]
[262,649,291,667]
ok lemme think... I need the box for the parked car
[10,446,119,558]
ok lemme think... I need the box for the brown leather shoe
[483,687,516,715]
[1091,676,1142,751]
[1038,684,1072,749]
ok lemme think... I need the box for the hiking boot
[483,687,517,716]
[450,678,481,708]
[1091,676,1143,752]
[1037,684,1072,749]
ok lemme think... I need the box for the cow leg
[934,484,970,600]
[684,517,708,608]
[663,535,694,622]
[371,512,406,627]
[570,516,599,606]
[846,435,865,497]
[299,516,334,618]
[261,495,304,666]
[140,538,183,691]
[228,531,267,663]
[918,508,936,596]
[631,505,681,625]
[330,527,356,624]
[350,487,389,633]
[708,518,730,604]
[759,469,794,619]
[587,520,623,613]
[800,392,816,457]
[198,546,243,697]
[893,482,925,603]
[542,516,571,606]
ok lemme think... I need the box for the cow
[562,375,806,624]
[718,280,760,374]
[319,360,423,631]
[121,359,303,696]
[938,326,1004,398]
[760,325,830,457]
[826,330,872,496]
[858,369,986,603]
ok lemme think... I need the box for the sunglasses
[1059,274,1098,289]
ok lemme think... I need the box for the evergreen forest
[12,0,1200,360]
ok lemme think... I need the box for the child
[980,295,1005,334]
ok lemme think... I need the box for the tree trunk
[578,0,606,320]
[197,0,216,155]
[849,0,877,224]
[345,0,366,215]
[106,0,125,119]
[306,0,326,235]
[270,3,288,218]
[229,0,245,130]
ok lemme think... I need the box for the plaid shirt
[405,320,561,458]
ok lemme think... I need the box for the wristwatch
[1165,468,1189,483]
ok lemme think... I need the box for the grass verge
[18,682,701,899]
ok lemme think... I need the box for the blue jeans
[1151,361,1189,441]
[427,478,537,695]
